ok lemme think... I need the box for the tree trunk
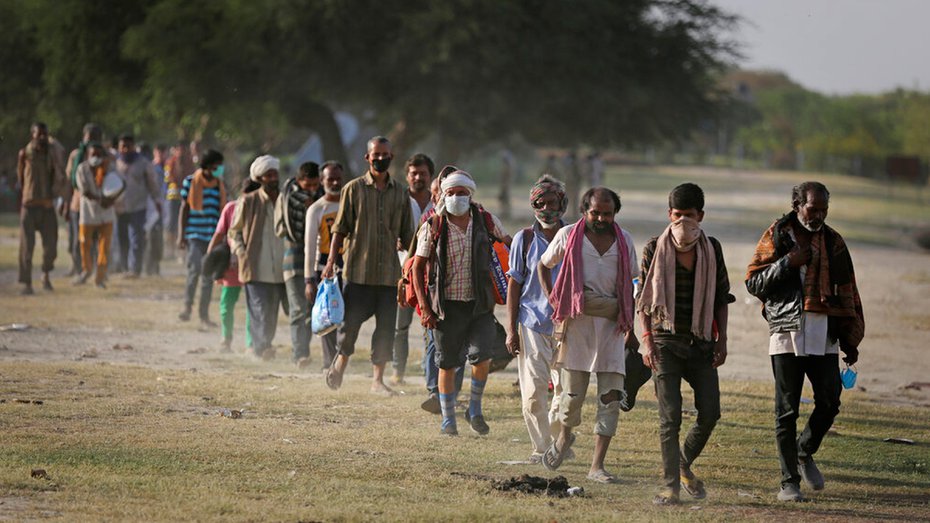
[301,101,350,176]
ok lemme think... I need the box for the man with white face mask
[746,182,864,502]
[506,175,570,463]
[411,170,509,436]
[638,183,732,505]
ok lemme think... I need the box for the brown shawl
[746,212,864,350]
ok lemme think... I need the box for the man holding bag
[305,161,345,369]
[321,137,414,395]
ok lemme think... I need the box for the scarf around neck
[637,223,716,340]
[188,168,226,212]
[549,219,633,334]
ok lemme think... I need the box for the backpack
[397,206,508,315]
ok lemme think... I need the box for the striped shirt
[180,175,222,242]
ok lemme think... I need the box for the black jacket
[746,254,803,334]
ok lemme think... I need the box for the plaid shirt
[416,212,507,302]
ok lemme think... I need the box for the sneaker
[777,483,804,502]
[441,424,458,436]
[799,457,824,491]
[469,414,490,435]
[421,393,442,415]
[178,310,191,322]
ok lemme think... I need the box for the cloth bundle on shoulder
[202,243,231,281]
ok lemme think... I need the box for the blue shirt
[180,175,221,242]
[507,222,563,336]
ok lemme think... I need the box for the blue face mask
[213,164,225,178]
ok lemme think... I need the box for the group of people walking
[15,124,864,504]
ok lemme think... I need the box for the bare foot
[370,382,397,397]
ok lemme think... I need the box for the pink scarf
[549,220,634,334]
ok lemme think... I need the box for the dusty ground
[2,166,929,406]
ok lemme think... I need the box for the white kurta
[540,224,639,374]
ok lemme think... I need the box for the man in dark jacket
[746,181,864,503]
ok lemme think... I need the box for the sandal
[586,469,620,484]
[324,354,344,390]
[680,471,706,499]
[542,432,576,471]
[652,488,680,506]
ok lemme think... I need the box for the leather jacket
[746,254,803,334]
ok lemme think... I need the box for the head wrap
[250,155,280,182]
[530,176,567,212]
[440,171,477,196]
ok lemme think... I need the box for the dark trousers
[771,353,841,487]
[393,305,415,375]
[116,209,146,275]
[144,223,163,275]
[245,281,286,353]
[336,283,396,365]
[284,275,311,361]
[68,210,81,272]
[654,340,721,491]
[18,205,57,284]
[183,239,213,320]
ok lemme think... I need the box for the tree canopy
[1,0,738,174]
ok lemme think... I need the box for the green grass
[1,362,928,521]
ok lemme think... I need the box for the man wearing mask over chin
[322,136,414,396]
[746,181,864,503]
[229,155,287,361]
[638,183,733,505]
[411,170,509,436]
[114,134,162,278]
[506,175,571,463]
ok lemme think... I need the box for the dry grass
[1,361,928,522]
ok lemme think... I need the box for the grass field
[2,361,928,522]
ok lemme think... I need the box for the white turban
[249,155,280,182]
[440,171,477,196]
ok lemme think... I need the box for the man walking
[73,143,122,288]
[16,122,67,295]
[230,155,287,360]
[178,150,226,327]
[392,153,435,385]
[114,134,162,277]
[65,123,104,276]
[746,181,864,502]
[275,161,320,368]
[638,183,732,505]
[538,187,639,484]
[411,171,509,435]
[164,141,195,260]
[304,161,345,369]
[507,175,569,462]
[321,136,414,395]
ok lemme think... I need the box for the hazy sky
[712,0,930,95]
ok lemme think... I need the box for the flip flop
[586,469,620,484]
[542,432,575,471]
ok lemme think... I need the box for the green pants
[220,286,251,348]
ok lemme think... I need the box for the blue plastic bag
[840,365,857,390]
[311,278,345,336]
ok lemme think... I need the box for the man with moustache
[746,181,864,502]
